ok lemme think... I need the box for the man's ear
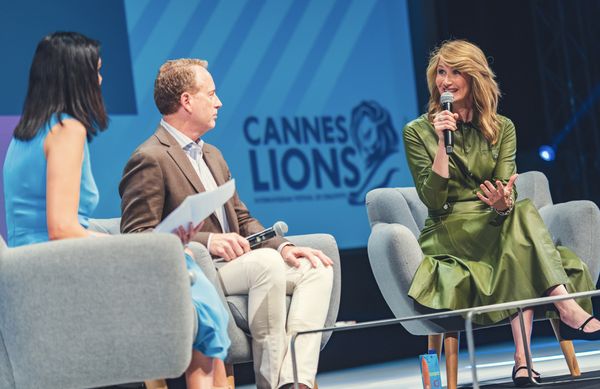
[180,92,192,113]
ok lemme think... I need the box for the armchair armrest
[368,223,449,335]
[0,233,193,389]
[368,223,422,300]
[538,200,600,282]
[186,241,254,361]
[187,241,219,284]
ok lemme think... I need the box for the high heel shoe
[559,316,600,340]
[532,369,542,383]
[512,365,539,387]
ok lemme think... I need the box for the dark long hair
[13,31,108,141]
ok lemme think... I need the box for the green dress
[403,114,594,325]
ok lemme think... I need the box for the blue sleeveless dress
[3,114,230,359]
[4,114,98,246]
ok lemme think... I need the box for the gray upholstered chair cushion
[366,170,600,336]
[0,233,193,389]
[89,220,342,365]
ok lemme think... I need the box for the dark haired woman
[3,32,230,389]
[4,32,108,245]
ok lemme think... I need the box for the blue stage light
[538,145,555,162]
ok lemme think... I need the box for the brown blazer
[119,124,287,250]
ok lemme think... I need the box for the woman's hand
[433,110,459,144]
[431,110,460,178]
[172,221,204,246]
[477,173,518,211]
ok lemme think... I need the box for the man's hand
[281,245,334,268]
[209,232,251,261]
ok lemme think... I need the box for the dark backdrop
[410,0,600,205]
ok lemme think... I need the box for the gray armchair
[366,170,600,388]
[89,218,342,388]
[0,233,195,389]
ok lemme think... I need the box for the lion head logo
[350,100,399,169]
[348,100,401,205]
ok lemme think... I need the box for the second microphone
[247,221,288,248]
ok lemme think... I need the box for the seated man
[119,58,334,389]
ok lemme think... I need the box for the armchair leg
[444,332,459,389]
[428,334,443,360]
[225,363,235,388]
[144,379,168,389]
[550,318,581,377]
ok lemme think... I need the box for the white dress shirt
[160,119,230,234]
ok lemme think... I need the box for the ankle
[556,303,576,320]
[514,354,526,367]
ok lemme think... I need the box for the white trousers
[217,248,334,389]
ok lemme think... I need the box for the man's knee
[248,248,285,284]
[299,259,334,286]
[312,263,334,287]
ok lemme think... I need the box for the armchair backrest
[514,171,553,210]
[366,188,426,237]
[0,234,193,389]
[0,234,14,388]
[366,171,554,233]
[0,236,14,388]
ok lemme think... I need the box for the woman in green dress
[403,39,600,385]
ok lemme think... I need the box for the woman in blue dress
[3,31,230,389]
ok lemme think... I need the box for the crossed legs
[510,284,599,380]
[217,248,333,389]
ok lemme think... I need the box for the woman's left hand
[477,173,518,211]
[172,221,204,246]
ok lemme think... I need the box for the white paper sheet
[154,179,235,233]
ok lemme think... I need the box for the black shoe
[559,316,600,340]
[532,368,542,383]
[512,365,539,387]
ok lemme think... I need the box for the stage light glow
[538,145,555,162]
[466,349,600,369]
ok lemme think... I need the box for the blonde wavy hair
[426,40,501,144]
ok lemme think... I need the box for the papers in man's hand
[155,179,235,233]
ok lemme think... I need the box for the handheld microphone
[440,91,454,154]
[247,221,288,248]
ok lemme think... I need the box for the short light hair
[154,58,208,115]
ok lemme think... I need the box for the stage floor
[238,337,600,388]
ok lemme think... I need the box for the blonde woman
[403,39,599,386]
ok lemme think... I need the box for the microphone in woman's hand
[440,92,454,154]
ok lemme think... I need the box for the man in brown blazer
[119,58,334,389]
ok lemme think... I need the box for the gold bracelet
[493,195,514,216]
